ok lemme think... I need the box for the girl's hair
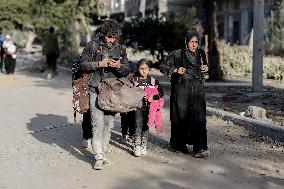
[135,59,150,76]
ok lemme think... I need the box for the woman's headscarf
[184,30,199,48]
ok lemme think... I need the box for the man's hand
[174,67,186,75]
[98,58,110,68]
[108,58,121,69]
[201,65,208,73]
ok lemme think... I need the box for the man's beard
[106,42,114,48]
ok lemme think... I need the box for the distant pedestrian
[2,35,17,74]
[160,30,210,158]
[42,27,59,79]
[0,32,5,73]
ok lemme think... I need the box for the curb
[58,65,284,143]
[206,107,284,142]
[160,81,251,87]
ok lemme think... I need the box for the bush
[219,41,252,77]
[264,56,284,80]
[122,9,197,63]
[219,41,284,80]
[57,50,80,68]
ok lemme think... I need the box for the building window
[217,1,223,11]
[233,0,240,10]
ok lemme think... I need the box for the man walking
[80,19,129,170]
[42,27,59,79]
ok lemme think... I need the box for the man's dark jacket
[80,37,129,88]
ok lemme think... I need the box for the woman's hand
[201,65,208,73]
[174,67,186,75]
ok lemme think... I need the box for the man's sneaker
[194,149,210,158]
[141,146,147,155]
[94,159,104,170]
[82,139,91,148]
[103,158,113,166]
[133,146,141,157]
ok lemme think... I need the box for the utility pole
[252,0,264,91]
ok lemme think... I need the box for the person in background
[42,26,59,79]
[0,32,5,73]
[2,35,17,74]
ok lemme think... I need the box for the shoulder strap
[92,40,100,57]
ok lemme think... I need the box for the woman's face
[138,63,149,79]
[187,36,199,53]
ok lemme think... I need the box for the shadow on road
[25,113,173,168]
[26,113,95,167]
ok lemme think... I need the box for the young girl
[132,59,164,157]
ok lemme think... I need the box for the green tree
[122,9,196,63]
[32,0,98,50]
[0,0,98,50]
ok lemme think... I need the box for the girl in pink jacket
[132,59,164,157]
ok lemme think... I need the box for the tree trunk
[24,30,37,52]
[205,0,223,81]
[80,14,91,42]
[74,19,81,50]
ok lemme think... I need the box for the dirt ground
[0,72,284,189]
[205,75,284,126]
[149,68,284,127]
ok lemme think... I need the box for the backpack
[72,41,98,123]
[97,77,145,113]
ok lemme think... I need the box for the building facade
[97,0,277,45]
[216,0,276,45]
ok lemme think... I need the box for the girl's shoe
[133,146,141,157]
[141,146,147,155]
[103,158,113,166]
[94,159,104,170]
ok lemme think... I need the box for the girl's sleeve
[153,79,164,100]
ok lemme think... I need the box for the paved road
[0,71,284,189]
